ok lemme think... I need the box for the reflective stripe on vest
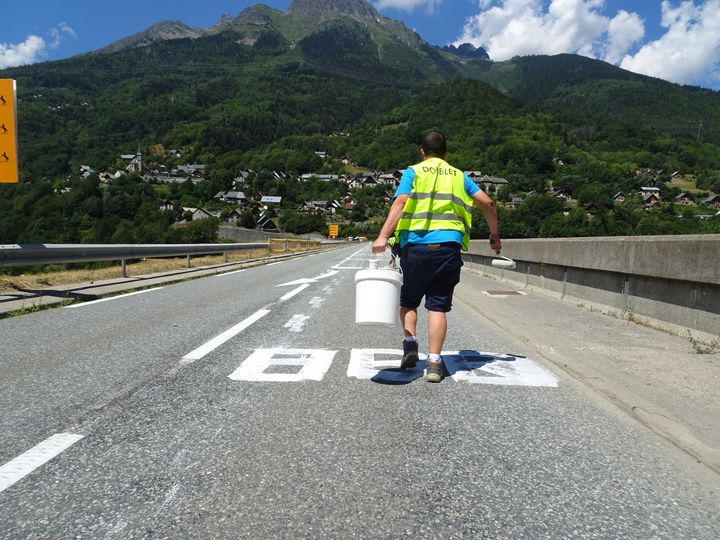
[396,157,474,250]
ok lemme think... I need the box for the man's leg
[427,310,447,355]
[400,306,417,338]
[400,306,419,368]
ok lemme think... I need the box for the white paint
[215,269,247,277]
[0,433,84,493]
[481,291,527,298]
[347,349,558,387]
[332,248,368,269]
[280,284,310,301]
[443,351,558,387]
[63,288,163,308]
[284,314,310,332]
[156,484,181,516]
[348,349,425,384]
[182,309,271,362]
[309,297,325,309]
[276,270,339,288]
[228,348,337,382]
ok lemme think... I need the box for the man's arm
[472,191,502,253]
[371,194,409,253]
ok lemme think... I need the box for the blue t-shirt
[393,166,481,247]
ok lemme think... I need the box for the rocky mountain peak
[288,0,379,19]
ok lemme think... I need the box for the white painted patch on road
[443,351,559,387]
[215,269,247,277]
[229,348,337,382]
[280,284,310,301]
[0,433,84,494]
[182,309,271,362]
[309,297,325,309]
[63,288,163,308]
[348,349,425,384]
[277,270,339,287]
[284,314,310,333]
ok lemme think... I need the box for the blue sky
[2,1,718,90]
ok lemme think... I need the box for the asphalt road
[1,245,719,539]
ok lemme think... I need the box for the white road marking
[443,351,559,387]
[228,349,337,382]
[309,297,325,309]
[63,288,163,308]
[348,349,425,384]
[280,284,310,301]
[0,433,84,494]
[284,314,310,332]
[215,269,247,277]
[347,349,558,387]
[276,270,339,287]
[182,309,271,362]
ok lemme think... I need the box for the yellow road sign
[0,79,19,184]
[329,224,339,237]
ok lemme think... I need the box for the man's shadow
[371,350,524,385]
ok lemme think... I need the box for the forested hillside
[1,0,719,246]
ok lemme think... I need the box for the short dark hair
[422,131,447,157]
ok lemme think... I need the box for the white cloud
[605,10,645,64]
[373,0,443,12]
[0,23,76,69]
[0,35,47,69]
[620,0,720,85]
[454,0,720,87]
[454,0,642,61]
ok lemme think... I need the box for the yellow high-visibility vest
[396,157,474,250]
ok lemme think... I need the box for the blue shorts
[399,243,463,312]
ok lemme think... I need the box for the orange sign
[0,79,19,184]
[329,224,339,237]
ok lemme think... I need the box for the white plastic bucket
[355,264,403,326]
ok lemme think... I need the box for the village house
[214,191,248,205]
[612,192,626,204]
[340,154,355,166]
[159,199,174,212]
[121,152,143,173]
[80,165,95,178]
[226,208,245,225]
[703,194,720,209]
[261,196,282,205]
[674,192,695,205]
[584,202,601,216]
[643,193,661,208]
[182,207,214,221]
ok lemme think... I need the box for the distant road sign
[0,80,19,184]
[329,224,339,237]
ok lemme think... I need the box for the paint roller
[491,254,516,269]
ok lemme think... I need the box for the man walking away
[371,132,501,382]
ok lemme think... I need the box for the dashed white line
[280,284,310,301]
[182,309,271,362]
[215,269,247,277]
[284,314,310,333]
[0,433,84,494]
[63,288,163,308]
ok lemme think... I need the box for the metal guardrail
[0,241,328,277]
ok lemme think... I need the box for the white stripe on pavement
[182,309,271,362]
[280,284,310,301]
[0,433,84,494]
[63,288,163,308]
[215,269,247,277]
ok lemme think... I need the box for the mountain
[94,21,205,54]
[2,0,719,187]
[464,54,720,144]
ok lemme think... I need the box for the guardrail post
[285,239,289,252]
[187,255,191,269]
[121,259,127,278]
[224,251,228,263]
